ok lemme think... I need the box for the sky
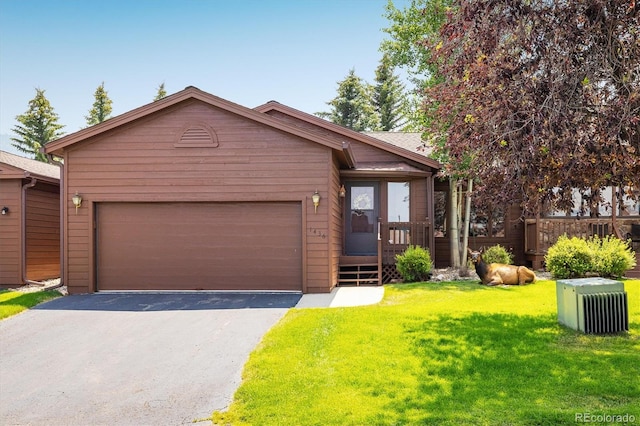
[0,0,411,148]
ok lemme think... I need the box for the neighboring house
[0,151,60,287]
[44,86,441,294]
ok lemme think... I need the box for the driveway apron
[0,292,300,426]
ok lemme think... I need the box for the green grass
[211,280,640,425]
[0,289,62,320]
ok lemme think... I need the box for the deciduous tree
[427,0,640,217]
[382,0,472,267]
[11,88,65,161]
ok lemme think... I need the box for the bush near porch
[212,279,640,426]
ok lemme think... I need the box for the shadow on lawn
[390,313,639,425]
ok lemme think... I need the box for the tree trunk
[461,179,473,267]
[449,177,460,268]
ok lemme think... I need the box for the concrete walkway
[296,285,385,308]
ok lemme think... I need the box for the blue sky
[0,0,410,142]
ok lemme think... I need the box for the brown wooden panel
[25,187,60,280]
[97,202,302,291]
[0,180,22,285]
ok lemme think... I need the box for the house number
[308,227,326,239]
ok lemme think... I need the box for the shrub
[545,235,593,279]
[480,244,514,265]
[545,234,636,279]
[588,235,636,278]
[395,245,433,282]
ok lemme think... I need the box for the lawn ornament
[468,248,536,286]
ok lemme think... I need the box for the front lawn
[212,279,640,425]
[0,290,62,320]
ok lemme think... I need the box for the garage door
[96,202,302,291]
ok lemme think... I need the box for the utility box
[556,278,628,334]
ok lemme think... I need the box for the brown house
[44,86,441,294]
[0,151,60,287]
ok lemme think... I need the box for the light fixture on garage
[72,192,83,214]
[338,184,346,198]
[312,190,321,213]
[1,206,8,215]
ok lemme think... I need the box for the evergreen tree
[11,88,65,161]
[373,54,408,131]
[154,82,167,101]
[316,69,378,131]
[85,82,113,126]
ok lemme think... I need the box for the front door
[345,182,379,255]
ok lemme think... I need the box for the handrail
[379,221,432,264]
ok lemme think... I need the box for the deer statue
[467,248,536,286]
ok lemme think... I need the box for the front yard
[212,279,640,425]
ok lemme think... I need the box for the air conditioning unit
[556,278,629,334]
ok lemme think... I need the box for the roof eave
[254,102,442,170]
[45,86,344,156]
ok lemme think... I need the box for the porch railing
[524,217,640,255]
[380,221,431,265]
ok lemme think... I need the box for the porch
[338,221,432,286]
[524,217,640,277]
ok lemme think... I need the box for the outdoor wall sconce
[338,185,346,198]
[1,206,8,215]
[311,190,321,213]
[71,192,83,214]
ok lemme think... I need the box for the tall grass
[212,280,640,425]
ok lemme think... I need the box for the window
[433,187,505,238]
[388,182,409,222]
[547,186,640,217]
[351,186,375,233]
[434,191,447,237]
[468,205,505,237]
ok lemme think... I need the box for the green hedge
[545,234,636,279]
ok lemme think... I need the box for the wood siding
[0,180,22,286]
[25,184,60,281]
[63,100,332,293]
[329,152,343,290]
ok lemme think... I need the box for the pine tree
[85,82,113,126]
[154,82,167,101]
[316,69,378,131]
[372,54,408,131]
[11,88,65,161]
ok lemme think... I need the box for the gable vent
[175,124,219,148]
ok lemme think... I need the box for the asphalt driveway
[0,292,301,426]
